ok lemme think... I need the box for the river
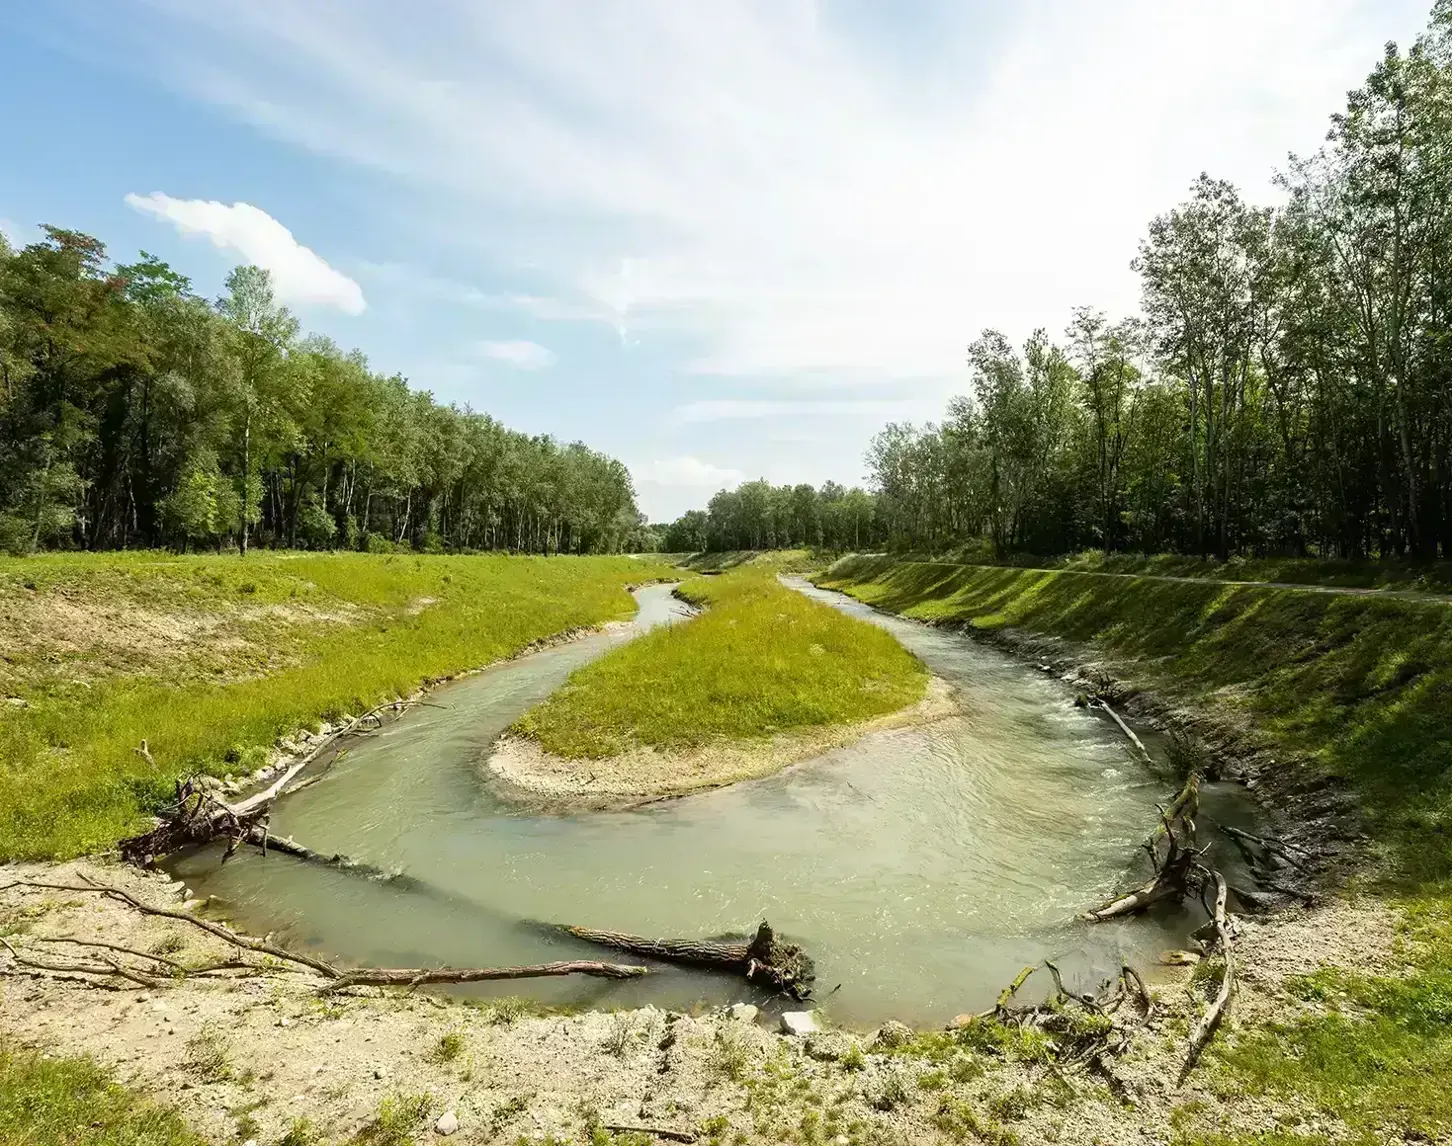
[170,578,1257,1026]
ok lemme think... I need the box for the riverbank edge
[483,674,957,811]
[181,579,680,818]
[807,559,1370,893]
[0,856,1400,1146]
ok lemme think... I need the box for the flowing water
[172,578,1258,1026]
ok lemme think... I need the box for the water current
[172,578,1258,1026]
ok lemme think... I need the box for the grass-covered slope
[511,566,927,759]
[816,556,1452,884]
[0,551,672,860]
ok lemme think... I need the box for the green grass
[0,551,672,859]
[0,1044,205,1146]
[512,566,927,758]
[817,555,1452,883]
[1185,890,1452,1144]
[917,544,1452,594]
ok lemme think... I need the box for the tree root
[558,920,814,1000]
[118,699,417,866]
[1078,767,1242,1081]
[0,875,648,994]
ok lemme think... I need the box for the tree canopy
[0,233,646,555]
[670,9,1452,561]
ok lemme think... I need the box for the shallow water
[172,578,1258,1026]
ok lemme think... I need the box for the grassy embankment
[919,542,1452,594]
[818,554,1452,1144]
[510,564,927,762]
[0,551,672,861]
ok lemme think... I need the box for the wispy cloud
[125,192,365,314]
[633,456,744,488]
[672,398,933,425]
[123,0,1425,379]
[476,339,557,369]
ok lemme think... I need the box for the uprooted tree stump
[558,920,815,1000]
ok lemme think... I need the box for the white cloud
[124,192,365,314]
[128,0,1428,382]
[672,398,936,425]
[634,456,745,488]
[476,339,558,369]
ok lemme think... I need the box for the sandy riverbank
[485,676,958,808]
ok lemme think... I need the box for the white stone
[276,1017,292,1028]
[435,1111,459,1136]
[727,1003,759,1023]
[778,1011,818,1036]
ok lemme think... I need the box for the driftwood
[1092,698,1152,765]
[559,920,815,999]
[601,1126,698,1144]
[971,958,1153,1078]
[1178,867,1234,1084]
[0,877,648,994]
[1081,772,1201,922]
[1079,768,1243,1082]
[119,700,414,865]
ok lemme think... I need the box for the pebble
[276,1017,292,1028]
[243,1139,259,1146]
[435,1111,459,1136]
[373,1067,387,1079]
[778,1011,818,1036]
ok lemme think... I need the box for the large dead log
[559,920,815,999]
[1082,772,1202,922]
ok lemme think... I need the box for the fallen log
[119,700,415,865]
[321,960,649,992]
[0,877,649,995]
[1093,699,1152,765]
[559,920,815,999]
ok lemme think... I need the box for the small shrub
[424,1031,464,1064]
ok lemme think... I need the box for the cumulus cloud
[120,0,1427,381]
[124,192,365,314]
[476,339,558,369]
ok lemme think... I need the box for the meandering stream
[171,578,1258,1026]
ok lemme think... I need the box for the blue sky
[0,0,1433,520]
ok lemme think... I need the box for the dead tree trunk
[559,920,815,999]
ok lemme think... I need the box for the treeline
[661,480,883,552]
[0,231,646,555]
[674,9,1452,561]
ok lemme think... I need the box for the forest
[674,11,1452,561]
[0,235,647,555]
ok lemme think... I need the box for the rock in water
[435,1111,459,1136]
[779,1011,819,1036]
[727,1003,759,1023]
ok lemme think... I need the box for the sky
[0,1,1435,520]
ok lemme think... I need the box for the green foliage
[0,236,642,556]
[424,1031,465,1064]
[513,567,927,757]
[0,551,671,859]
[0,1043,205,1146]
[349,1092,435,1146]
